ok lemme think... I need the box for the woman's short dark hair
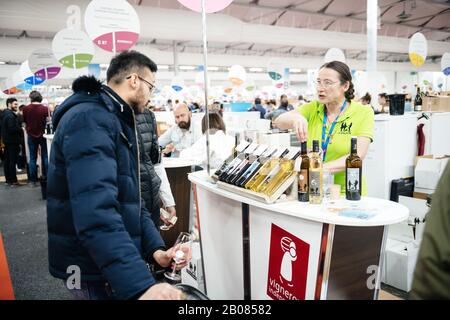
[202,112,226,134]
[320,61,355,101]
[107,50,158,84]
[254,97,261,105]
[29,90,43,103]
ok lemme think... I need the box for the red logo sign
[266,224,310,300]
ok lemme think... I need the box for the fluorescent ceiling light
[290,68,302,73]
[0,61,6,65]
[179,65,196,70]
[158,65,169,69]
[248,67,264,72]
[207,66,219,71]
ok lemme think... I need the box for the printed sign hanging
[324,48,346,63]
[177,0,234,13]
[28,49,61,80]
[20,61,45,86]
[409,32,427,67]
[84,0,140,53]
[52,28,95,69]
[441,53,450,76]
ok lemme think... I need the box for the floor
[0,164,408,300]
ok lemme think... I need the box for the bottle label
[310,171,321,196]
[347,168,360,192]
[298,169,308,193]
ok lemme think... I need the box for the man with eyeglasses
[47,50,190,300]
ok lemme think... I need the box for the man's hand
[153,244,192,270]
[138,283,183,300]
[160,206,176,227]
[162,143,175,155]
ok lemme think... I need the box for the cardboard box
[181,242,205,293]
[414,155,449,191]
[422,95,450,112]
[382,238,420,292]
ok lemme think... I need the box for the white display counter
[189,170,409,300]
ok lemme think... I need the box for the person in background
[1,98,25,186]
[378,93,389,114]
[280,94,294,111]
[47,50,189,300]
[265,99,277,113]
[179,112,235,170]
[297,95,307,107]
[136,107,177,232]
[248,97,266,119]
[274,60,374,196]
[165,99,173,112]
[158,103,202,157]
[410,162,450,299]
[265,95,290,124]
[22,90,49,186]
[16,104,26,172]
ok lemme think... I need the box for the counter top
[163,157,202,168]
[189,170,409,227]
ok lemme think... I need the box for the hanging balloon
[224,87,233,94]
[245,80,255,92]
[409,32,428,67]
[84,0,140,53]
[441,53,450,76]
[52,29,95,69]
[28,49,61,80]
[177,0,234,13]
[228,65,246,86]
[324,48,346,63]
[267,58,284,81]
[20,61,45,86]
[171,76,185,92]
[1,78,19,95]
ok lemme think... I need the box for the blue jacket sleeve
[63,111,155,300]
[140,199,166,262]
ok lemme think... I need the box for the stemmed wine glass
[164,232,192,282]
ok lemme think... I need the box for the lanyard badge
[321,100,347,161]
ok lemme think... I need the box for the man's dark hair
[280,94,288,100]
[29,91,43,103]
[379,93,387,99]
[361,92,372,104]
[106,50,158,84]
[6,97,17,106]
[254,97,261,105]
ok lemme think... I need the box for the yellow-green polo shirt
[298,100,374,195]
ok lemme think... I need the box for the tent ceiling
[0,0,448,65]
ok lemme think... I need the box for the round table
[189,170,409,300]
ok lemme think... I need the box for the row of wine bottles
[213,141,301,197]
[212,136,362,202]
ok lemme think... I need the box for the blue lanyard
[322,100,347,161]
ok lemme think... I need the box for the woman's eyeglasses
[315,79,339,89]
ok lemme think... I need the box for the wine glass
[164,232,192,282]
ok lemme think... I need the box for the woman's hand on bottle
[292,116,308,143]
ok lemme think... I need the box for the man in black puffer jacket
[136,109,176,231]
[47,51,189,300]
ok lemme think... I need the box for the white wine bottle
[309,140,323,204]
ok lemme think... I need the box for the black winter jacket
[1,109,22,144]
[136,109,162,227]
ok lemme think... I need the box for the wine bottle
[227,145,268,185]
[214,140,250,178]
[298,141,310,202]
[309,140,323,204]
[235,147,277,187]
[245,149,290,191]
[414,86,422,112]
[261,150,302,196]
[345,137,362,201]
[219,142,258,181]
